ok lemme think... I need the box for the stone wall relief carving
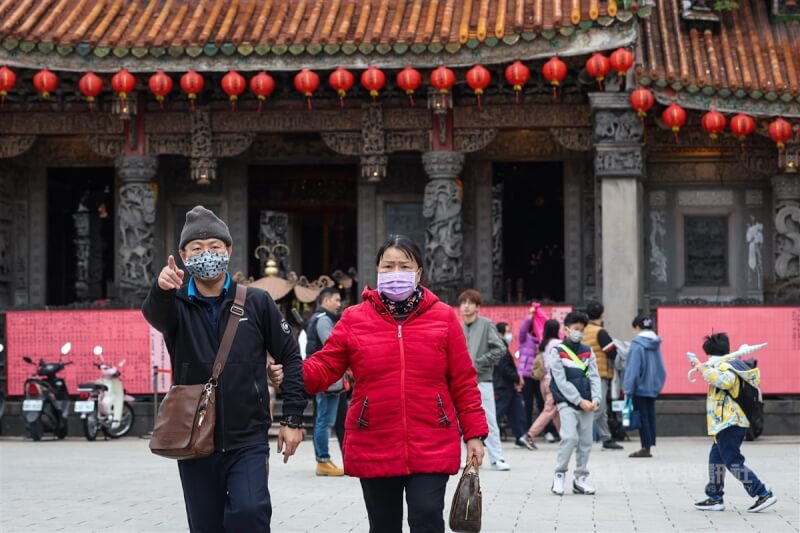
[454,129,498,153]
[774,202,800,301]
[0,135,36,158]
[594,147,643,176]
[72,196,91,301]
[746,215,764,290]
[592,110,644,143]
[86,135,124,158]
[482,130,562,159]
[491,182,504,301]
[550,128,593,152]
[649,211,668,284]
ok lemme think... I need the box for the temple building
[0,0,797,338]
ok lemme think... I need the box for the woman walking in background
[526,319,563,447]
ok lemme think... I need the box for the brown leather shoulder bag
[149,284,247,460]
[449,456,482,533]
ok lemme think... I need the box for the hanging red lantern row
[180,70,204,111]
[0,66,16,107]
[33,68,58,99]
[148,71,173,109]
[111,69,136,102]
[221,70,246,111]
[542,57,567,100]
[701,109,726,141]
[250,71,275,112]
[585,53,610,91]
[294,69,320,110]
[609,48,634,79]
[662,102,687,142]
[466,64,491,108]
[396,66,421,107]
[505,60,530,104]
[630,87,654,119]
[430,65,456,109]
[730,113,755,142]
[78,71,102,110]
[768,117,792,149]
[361,66,386,102]
[329,67,354,108]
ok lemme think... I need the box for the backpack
[531,352,546,380]
[726,359,763,429]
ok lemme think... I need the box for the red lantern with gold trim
[396,66,422,107]
[466,65,491,108]
[180,70,204,111]
[585,53,611,91]
[111,69,136,102]
[542,57,567,100]
[609,48,634,78]
[294,69,320,110]
[250,71,275,112]
[701,109,726,141]
[361,66,386,102]
[148,71,173,109]
[221,70,246,111]
[630,87,654,119]
[730,113,755,142]
[0,66,16,106]
[329,67,354,108]
[768,117,792,149]
[662,103,687,142]
[33,68,58,99]
[505,60,530,104]
[78,71,103,110]
[430,65,456,109]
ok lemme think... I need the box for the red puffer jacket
[304,286,488,478]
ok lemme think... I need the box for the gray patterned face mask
[184,251,229,280]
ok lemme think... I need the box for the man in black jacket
[143,205,306,533]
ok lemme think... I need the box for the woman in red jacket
[304,235,487,533]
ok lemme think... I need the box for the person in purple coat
[519,303,559,441]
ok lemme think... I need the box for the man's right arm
[141,282,179,337]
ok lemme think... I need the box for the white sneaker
[492,459,511,471]
[551,472,565,495]
[544,432,556,443]
[573,474,596,495]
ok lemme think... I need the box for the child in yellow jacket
[691,333,777,513]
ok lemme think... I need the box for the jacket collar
[178,273,233,304]
[361,285,439,317]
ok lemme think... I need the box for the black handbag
[449,457,482,533]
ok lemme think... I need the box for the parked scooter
[75,346,135,440]
[22,342,73,441]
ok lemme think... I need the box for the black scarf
[379,285,424,316]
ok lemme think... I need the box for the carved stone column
[590,93,645,338]
[771,174,800,303]
[115,155,158,307]
[422,151,465,304]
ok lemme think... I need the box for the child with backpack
[691,332,777,513]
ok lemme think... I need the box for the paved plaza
[1,434,798,533]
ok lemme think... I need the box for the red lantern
[0,66,16,106]
[361,66,386,102]
[730,113,755,142]
[542,57,567,100]
[701,109,726,141]
[294,69,320,110]
[630,87,654,118]
[148,71,173,109]
[78,71,103,110]
[33,68,58,99]
[585,53,611,91]
[504,61,530,104]
[662,103,687,141]
[250,71,275,112]
[609,48,634,78]
[396,66,422,107]
[221,70,246,111]
[768,117,792,149]
[466,65,491,108]
[329,67,354,108]
[180,70,205,111]
[430,65,456,109]
[111,69,136,101]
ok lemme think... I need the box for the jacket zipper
[357,397,369,428]
[398,325,410,472]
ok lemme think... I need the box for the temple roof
[638,0,800,116]
[0,0,649,70]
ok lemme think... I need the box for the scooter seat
[78,382,107,391]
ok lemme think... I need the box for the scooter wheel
[83,414,99,441]
[29,418,43,441]
[103,403,134,438]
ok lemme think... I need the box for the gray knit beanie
[179,206,232,249]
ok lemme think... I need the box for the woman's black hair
[539,319,561,352]
[375,235,424,277]
[496,322,509,335]
[632,314,655,330]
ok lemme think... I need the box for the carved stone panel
[594,146,644,177]
[87,135,125,158]
[592,110,644,143]
[491,182,504,301]
[550,128,593,152]
[386,131,428,153]
[0,113,124,135]
[772,174,800,303]
[454,105,592,129]
[482,130,562,159]
[454,129,498,153]
[0,135,35,158]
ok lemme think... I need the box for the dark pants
[523,377,559,437]
[360,474,449,533]
[706,425,766,499]
[633,395,657,449]
[178,443,271,533]
[495,387,527,439]
[334,392,349,453]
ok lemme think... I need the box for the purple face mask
[377,271,417,302]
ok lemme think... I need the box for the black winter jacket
[493,345,521,392]
[142,281,307,452]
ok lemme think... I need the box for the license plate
[611,400,626,412]
[74,401,95,413]
[22,399,43,412]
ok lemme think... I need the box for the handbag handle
[462,455,480,477]
[210,284,247,380]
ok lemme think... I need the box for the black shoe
[748,491,777,513]
[693,497,725,511]
[602,440,623,450]
[515,436,537,450]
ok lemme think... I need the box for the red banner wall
[470,306,574,356]
[657,307,800,395]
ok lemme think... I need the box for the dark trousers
[523,377,559,437]
[360,474,449,533]
[495,387,527,439]
[178,443,271,533]
[706,425,766,499]
[633,396,657,449]
[334,392,350,453]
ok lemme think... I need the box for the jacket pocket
[436,393,451,428]
[356,396,369,429]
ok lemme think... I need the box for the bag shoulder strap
[558,344,588,374]
[211,284,247,381]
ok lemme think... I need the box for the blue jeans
[314,393,340,462]
[633,395,657,449]
[705,425,766,499]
